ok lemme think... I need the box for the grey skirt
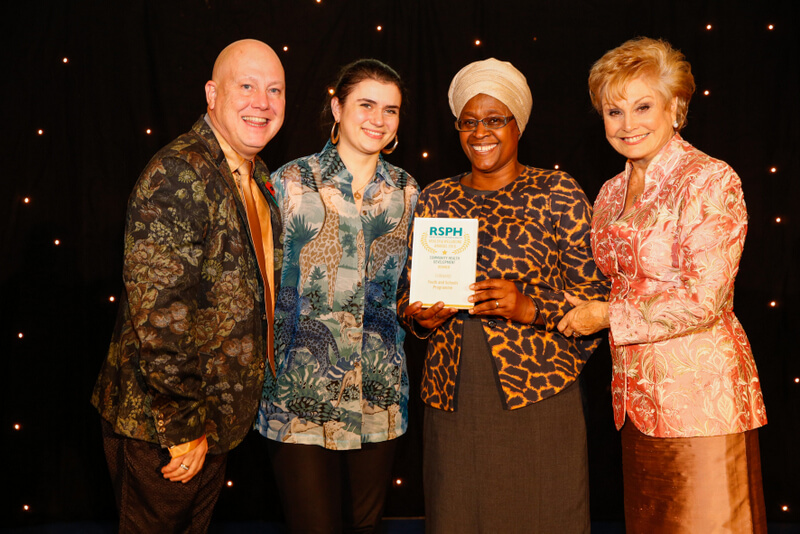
[423,315,590,534]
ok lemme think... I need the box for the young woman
[256,59,419,534]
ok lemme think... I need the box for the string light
[23,197,30,204]
[703,90,710,96]
[706,24,712,30]
[474,39,481,46]
[54,239,61,246]
[782,505,789,512]
[393,478,403,486]
[62,57,69,63]
[376,25,382,31]
[109,296,116,302]
[328,88,335,95]
[226,480,234,487]
[283,46,289,52]
[775,217,782,223]
[422,152,429,158]
[554,164,560,170]
[18,333,24,339]
[768,24,774,30]
[770,167,777,173]
[14,424,21,430]
[23,505,30,511]
[769,301,777,307]
[794,378,799,384]
[146,129,152,134]
[38,129,44,135]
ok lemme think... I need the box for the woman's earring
[381,135,399,154]
[331,122,340,144]
[673,119,679,129]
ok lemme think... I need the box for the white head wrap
[447,58,533,134]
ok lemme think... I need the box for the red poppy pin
[263,179,276,198]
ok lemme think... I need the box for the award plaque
[409,217,479,309]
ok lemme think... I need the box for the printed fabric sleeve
[124,156,210,448]
[527,172,609,330]
[609,166,747,345]
[397,188,435,339]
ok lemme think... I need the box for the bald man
[91,39,285,532]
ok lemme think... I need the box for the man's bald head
[205,39,285,159]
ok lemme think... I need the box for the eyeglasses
[454,115,515,132]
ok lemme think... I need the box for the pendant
[354,192,362,200]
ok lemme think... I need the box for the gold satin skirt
[621,422,767,533]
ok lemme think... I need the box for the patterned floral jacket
[592,134,767,437]
[91,117,283,453]
[256,141,419,450]
[398,167,609,411]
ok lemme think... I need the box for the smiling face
[458,93,520,179]
[601,77,677,171]
[331,78,401,158]
[205,40,285,159]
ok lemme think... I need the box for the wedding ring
[495,300,500,308]
[180,463,190,471]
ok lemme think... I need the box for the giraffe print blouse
[398,167,609,411]
[256,141,419,450]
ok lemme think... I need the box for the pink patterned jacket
[592,134,767,438]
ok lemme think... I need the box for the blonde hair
[588,37,695,130]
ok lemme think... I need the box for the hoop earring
[331,122,340,145]
[381,135,399,154]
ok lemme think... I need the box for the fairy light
[703,90,710,96]
[554,164,560,170]
[706,24,712,30]
[775,217,782,223]
[474,39,481,46]
[109,296,116,302]
[38,129,44,135]
[14,424,21,430]
[23,197,30,204]
[393,478,403,486]
[782,505,789,512]
[422,152,429,158]
[376,25,382,31]
[146,129,152,134]
[226,480,234,487]
[328,87,335,95]
[770,167,777,173]
[283,46,289,52]
[768,24,774,30]
[794,378,799,384]
[62,57,69,63]
[769,301,777,307]
[18,333,24,339]
[23,505,30,511]
[54,239,61,246]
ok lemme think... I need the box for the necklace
[352,180,370,200]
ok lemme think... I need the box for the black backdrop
[3,0,798,528]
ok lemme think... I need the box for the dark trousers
[101,419,227,534]
[267,438,398,534]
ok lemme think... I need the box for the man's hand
[161,435,209,483]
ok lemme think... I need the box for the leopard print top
[398,167,609,411]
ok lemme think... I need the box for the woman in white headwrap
[397,59,609,533]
